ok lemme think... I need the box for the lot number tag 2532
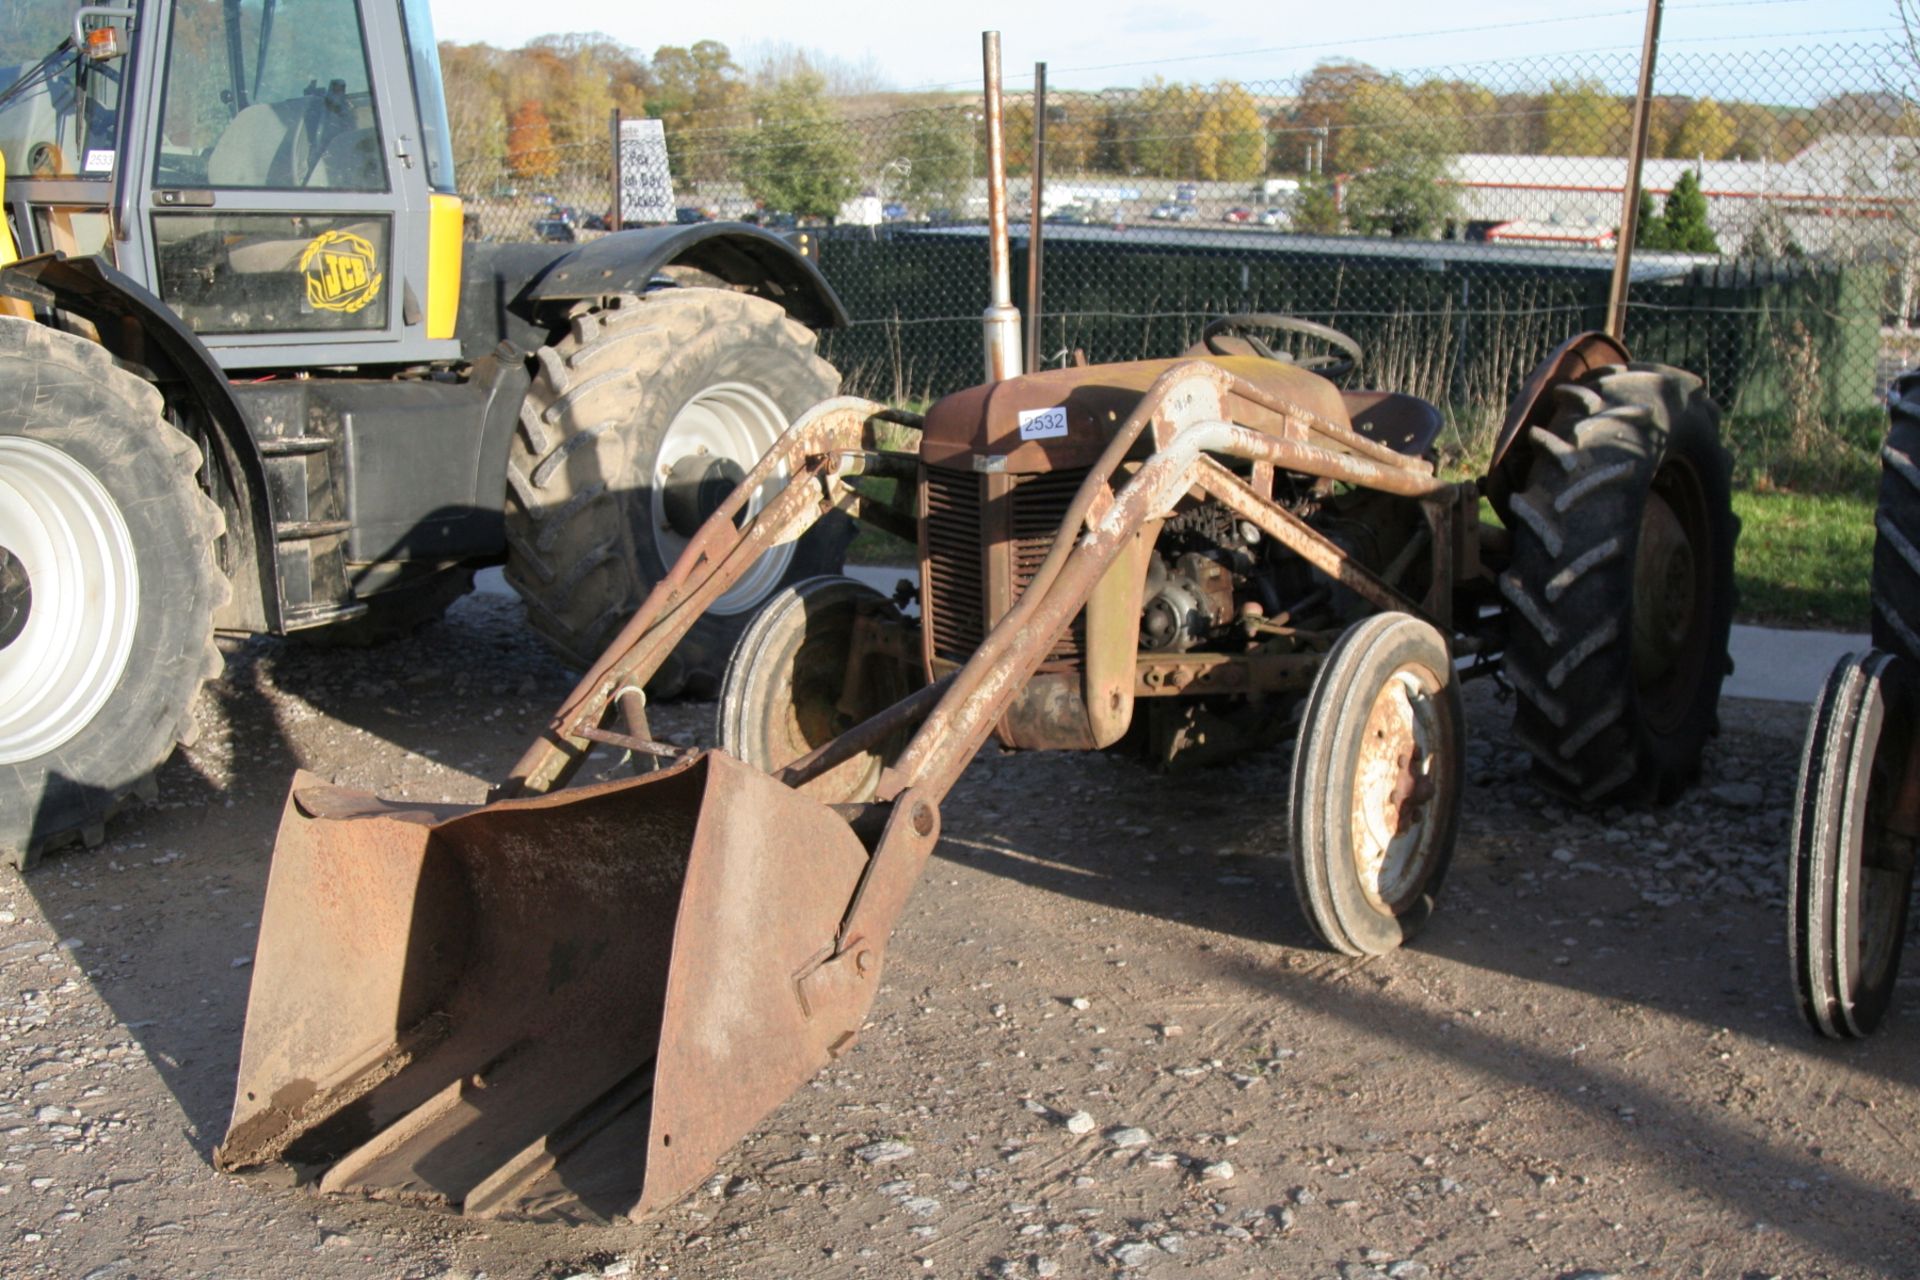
[1018,405,1069,441]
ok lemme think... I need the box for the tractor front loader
[219,322,1739,1220]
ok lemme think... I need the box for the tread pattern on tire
[1501,363,1737,807]
[0,319,229,865]
[1872,381,1920,661]
[502,289,848,694]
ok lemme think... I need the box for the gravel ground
[1,589,1917,1279]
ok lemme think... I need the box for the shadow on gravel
[15,594,586,1163]
[929,733,1920,1088]
[1211,949,1920,1276]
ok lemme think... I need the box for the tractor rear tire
[1502,364,1737,807]
[0,320,228,866]
[1871,375,1920,662]
[503,288,851,698]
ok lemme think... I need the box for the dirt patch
[1,591,1915,1278]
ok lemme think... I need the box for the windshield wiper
[0,38,77,115]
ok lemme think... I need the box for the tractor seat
[1341,390,1445,460]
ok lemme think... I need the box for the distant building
[1448,136,1920,254]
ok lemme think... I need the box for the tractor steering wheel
[1202,313,1364,382]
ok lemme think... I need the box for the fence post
[1026,62,1047,376]
[1606,0,1665,341]
[610,107,623,232]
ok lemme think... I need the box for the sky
[426,0,1906,95]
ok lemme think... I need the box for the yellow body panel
[0,149,30,320]
[425,194,464,340]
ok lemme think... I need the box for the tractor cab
[0,0,463,368]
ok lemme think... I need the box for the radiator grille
[923,466,985,663]
[921,465,1088,666]
[1008,470,1088,662]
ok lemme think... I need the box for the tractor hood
[919,355,1352,473]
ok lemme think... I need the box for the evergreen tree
[1634,187,1671,250]
[1662,169,1719,253]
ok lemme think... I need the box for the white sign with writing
[617,118,675,225]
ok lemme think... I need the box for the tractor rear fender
[459,224,848,358]
[1484,330,1630,518]
[0,252,280,632]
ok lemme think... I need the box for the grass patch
[1731,488,1875,629]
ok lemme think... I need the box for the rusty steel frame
[512,362,1469,802]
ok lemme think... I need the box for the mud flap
[217,752,879,1222]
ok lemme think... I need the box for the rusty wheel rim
[775,628,884,802]
[1349,664,1445,916]
[1633,456,1713,733]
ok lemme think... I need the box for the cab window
[153,0,387,191]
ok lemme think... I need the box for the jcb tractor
[0,0,852,864]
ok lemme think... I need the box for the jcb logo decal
[299,230,383,314]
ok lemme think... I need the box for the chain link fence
[458,41,1917,490]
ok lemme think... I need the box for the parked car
[531,216,577,243]
[1258,206,1291,227]
[1045,204,1099,225]
[1149,202,1198,222]
[1222,207,1252,223]
[882,201,910,222]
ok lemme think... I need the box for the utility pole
[1607,0,1665,341]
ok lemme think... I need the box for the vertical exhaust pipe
[981,30,1022,383]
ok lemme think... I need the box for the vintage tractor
[0,0,850,864]
[215,313,1739,1221]
[1788,370,1920,1038]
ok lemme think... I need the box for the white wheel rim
[0,437,140,764]
[649,381,795,616]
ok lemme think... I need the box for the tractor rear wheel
[1871,375,1920,662]
[1289,612,1463,956]
[0,320,228,866]
[1502,364,1736,807]
[504,288,851,697]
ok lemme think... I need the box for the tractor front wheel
[1289,612,1464,956]
[1788,649,1917,1039]
[0,320,228,865]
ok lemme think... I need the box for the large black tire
[0,320,228,866]
[291,567,476,648]
[1871,375,1920,662]
[504,288,852,697]
[1502,363,1737,807]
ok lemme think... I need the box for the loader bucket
[216,752,878,1222]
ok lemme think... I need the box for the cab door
[124,0,454,370]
